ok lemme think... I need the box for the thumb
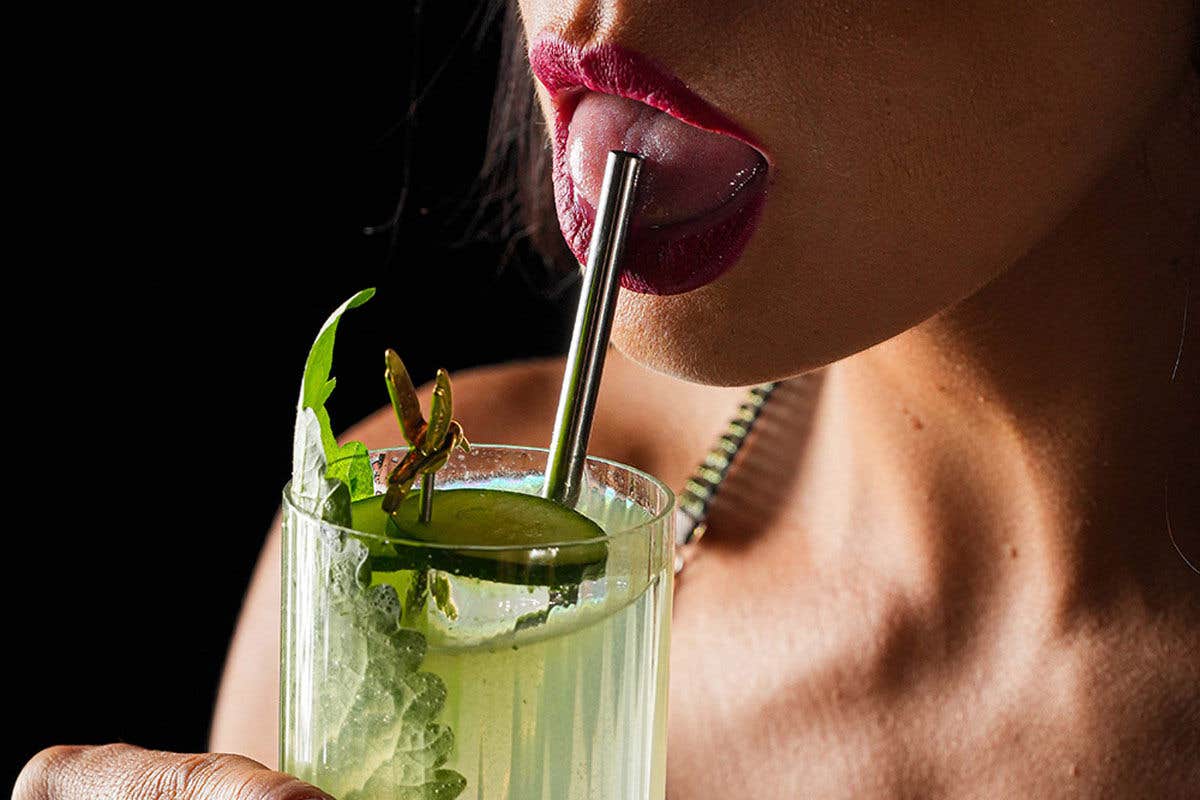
[13,744,334,800]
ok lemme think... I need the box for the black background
[8,4,573,786]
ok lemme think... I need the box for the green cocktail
[281,445,674,799]
[279,290,674,798]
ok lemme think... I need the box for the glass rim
[282,443,675,552]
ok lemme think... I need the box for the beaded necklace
[673,382,777,574]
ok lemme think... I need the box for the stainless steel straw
[544,150,644,506]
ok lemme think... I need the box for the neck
[798,75,1199,621]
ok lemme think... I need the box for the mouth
[528,35,770,296]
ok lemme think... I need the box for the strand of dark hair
[472,1,578,293]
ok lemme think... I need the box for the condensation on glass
[281,445,674,800]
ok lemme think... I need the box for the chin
[608,237,966,387]
[610,281,843,387]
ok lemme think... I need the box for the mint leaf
[290,288,465,800]
[322,572,467,800]
[292,288,375,517]
[429,573,459,621]
[323,527,370,596]
[291,406,327,508]
[328,440,374,501]
[291,407,352,527]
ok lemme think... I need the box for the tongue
[567,93,764,227]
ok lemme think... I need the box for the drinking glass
[281,444,675,800]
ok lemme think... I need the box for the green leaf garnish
[327,440,374,501]
[299,287,375,460]
[292,288,376,514]
[290,289,465,800]
[291,406,353,527]
[324,563,468,800]
[429,572,459,621]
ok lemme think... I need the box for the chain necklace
[673,381,778,574]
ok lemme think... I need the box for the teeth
[566,92,764,227]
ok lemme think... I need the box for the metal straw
[544,150,644,506]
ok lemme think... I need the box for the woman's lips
[567,92,767,228]
[529,36,770,296]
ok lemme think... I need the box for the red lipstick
[529,34,769,296]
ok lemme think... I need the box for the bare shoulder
[341,349,748,489]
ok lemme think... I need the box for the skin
[12,744,331,800]
[527,0,1199,386]
[17,1,1199,797]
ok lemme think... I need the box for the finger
[13,743,334,800]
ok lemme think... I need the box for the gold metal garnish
[381,349,469,522]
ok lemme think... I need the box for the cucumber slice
[350,489,607,585]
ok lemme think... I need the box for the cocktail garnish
[383,348,426,445]
[381,350,470,522]
[290,291,467,800]
[292,288,376,523]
